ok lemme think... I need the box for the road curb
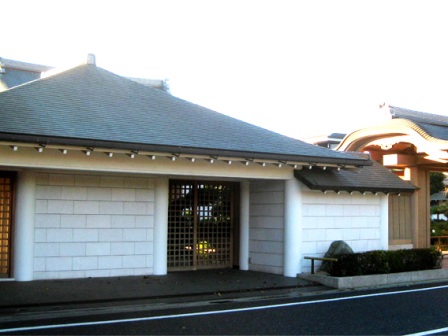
[298,269,448,289]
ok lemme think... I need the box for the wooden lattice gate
[0,173,14,278]
[168,181,235,271]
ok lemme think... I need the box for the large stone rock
[320,240,354,273]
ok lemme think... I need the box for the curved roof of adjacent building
[389,106,448,141]
[0,62,370,166]
[338,106,448,152]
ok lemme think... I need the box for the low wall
[301,191,387,274]
[299,269,448,289]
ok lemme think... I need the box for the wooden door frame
[0,171,16,278]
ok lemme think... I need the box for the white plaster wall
[301,190,384,273]
[33,172,155,279]
[249,181,284,274]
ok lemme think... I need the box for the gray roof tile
[295,159,418,193]
[390,106,448,140]
[0,64,370,165]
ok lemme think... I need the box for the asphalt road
[3,282,448,335]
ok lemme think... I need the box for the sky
[3,0,448,139]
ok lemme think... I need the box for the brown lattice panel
[168,181,234,270]
[167,182,195,269]
[0,176,12,277]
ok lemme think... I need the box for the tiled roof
[431,191,447,201]
[0,63,370,165]
[1,68,42,90]
[0,57,53,90]
[390,106,448,141]
[295,158,418,193]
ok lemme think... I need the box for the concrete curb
[298,269,448,289]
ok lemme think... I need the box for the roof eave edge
[296,183,417,194]
[0,133,371,167]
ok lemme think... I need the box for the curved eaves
[337,119,448,152]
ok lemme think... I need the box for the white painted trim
[0,147,292,180]
[153,177,169,275]
[13,170,36,281]
[283,178,302,277]
[380,194,389,250]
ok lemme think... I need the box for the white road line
[405,326,448,336]
[2,284,448,334]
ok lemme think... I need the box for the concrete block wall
[301,191,383,273]
[249,181,284,274]
[34,172,155,279]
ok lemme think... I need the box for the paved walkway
[0,269,326,314]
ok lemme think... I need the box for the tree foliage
[430,172,446,195]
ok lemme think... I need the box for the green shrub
[431,220,448,236]
[329,248,442,277]
[359,250,391,275]
[330,254,360,277]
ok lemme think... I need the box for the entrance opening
[0,173,14,278]
[430,172,448,252]
[168,180,236,271]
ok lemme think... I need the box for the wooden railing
[304,256,338,274]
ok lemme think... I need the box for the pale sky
[3,0,448,139]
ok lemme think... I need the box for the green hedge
[329,248,442,277]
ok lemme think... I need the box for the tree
[431,205,448,221]
[430,172,446,195]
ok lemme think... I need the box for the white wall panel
[249,180,285,275]
[33,172,156,280]
[301,190,385,273]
